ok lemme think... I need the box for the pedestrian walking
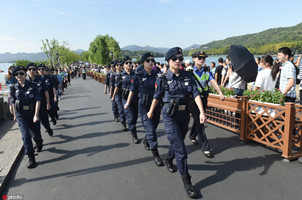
[147,47,206,198]
[10,65,43,168]
[124,53,163,165]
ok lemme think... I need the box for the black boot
[181,174,197,198]
[27,154,37,169]
[114,115,119,122]
[122,122,128,131]
[151,149,164,166]
[131,130,139,144]
[143,136,150,151]
[163,156,176,173]
[47,128,53,136]
[36,143,43,152]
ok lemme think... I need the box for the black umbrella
[228,45,258,82]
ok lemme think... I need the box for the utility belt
[15,100,36,114]
[139,94,152,107]
[121,88,130,99]
[164,99,187,116]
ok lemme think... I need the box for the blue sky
[0,0,302,53]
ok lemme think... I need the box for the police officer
[147,47,206,198]
[111,60,127,131]
[26,63,54,136]
[124,52,163,165]
[119,56,139,143]
[37,64,57,126]
[44,66,59,122]
[10,65,43,168]
[104,61,119,122]
[189,51,225,158]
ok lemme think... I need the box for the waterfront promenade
[1,76,302,200]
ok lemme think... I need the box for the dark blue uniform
[131,69,161,150]
[106,71,118,119]
[153,69,200,175]
[10,80,43,155]
[44,75,57,125]
[114,71,126,123]
[120,70,138,132]
[28,75,53,133]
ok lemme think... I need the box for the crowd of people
[4,46,302,198]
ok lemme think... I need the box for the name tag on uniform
[142,78,147,81]
[122,76,126,79]
[167,80,173,84]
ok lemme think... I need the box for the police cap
[113,59,120,67]
[165,47,182,61]
[121,56,131,65]
[26,62,37,70]
[191,51,208,58]
[12,65,26,76]
[141,52,153,63]
[37,64,46,69]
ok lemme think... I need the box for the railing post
[240,96,248,141]
[282,102,295,159]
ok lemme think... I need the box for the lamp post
[56,53,59,68]
[110,51,113,61]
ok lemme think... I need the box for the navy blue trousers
[162,106,190,175]
[16,111,43,155]
[122,96,138,131]
[114,93,126,123]
[139,99,161,150]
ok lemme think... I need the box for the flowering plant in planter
[243,89,285,106]
[209,86,235,97]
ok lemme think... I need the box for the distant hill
[200,22,302,50]
[121,45,169,54]
[183,44,201,51]
[0,49,85,63]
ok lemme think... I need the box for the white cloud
[56,9,72,16]
[0,36,16,41]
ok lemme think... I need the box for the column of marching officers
[9,63,65,169]
[104,47,225,198]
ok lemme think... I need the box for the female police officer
[119,56,139,143]
[111,60,127,131]
[124,53,163,166]
[147,47,206,198]
[10,65,43,168]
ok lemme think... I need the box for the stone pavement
[1,76,302,200]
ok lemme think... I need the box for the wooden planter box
[206,94,247,139]
[96,74,101,82]
[100,75,106,84]
[206,94,302,160]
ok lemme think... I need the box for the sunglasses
[145,59,155,63]
[116,64,120,66]
[125,61,132,65]
[15,72,25,76]
[28,68,37,71]
[171,56,184,62]
[196,56,206,60]
[38,68,45,71]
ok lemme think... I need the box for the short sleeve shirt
[279,61,296,98]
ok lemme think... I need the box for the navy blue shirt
[130,68,158,99]
[27,76,48,99]
[153,69,200,104]
[10,80,41,106]
[120,70,135,90]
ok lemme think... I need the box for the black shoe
[191,139,199,145]
[203,150,214,158]
[27,154,37,169]
[36,143,43,152]
[131,131,140,144]
[181,174,197,198]
[114,115,119,122]
[143,137,150,151]
[52,119,57,126]
[151,149,164,167]
[122,123,128,131]
[47,128,53,136]
[163,157,176,173]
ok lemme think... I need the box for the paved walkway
[1,76,302,200]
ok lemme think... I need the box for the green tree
[88,34,121,65]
